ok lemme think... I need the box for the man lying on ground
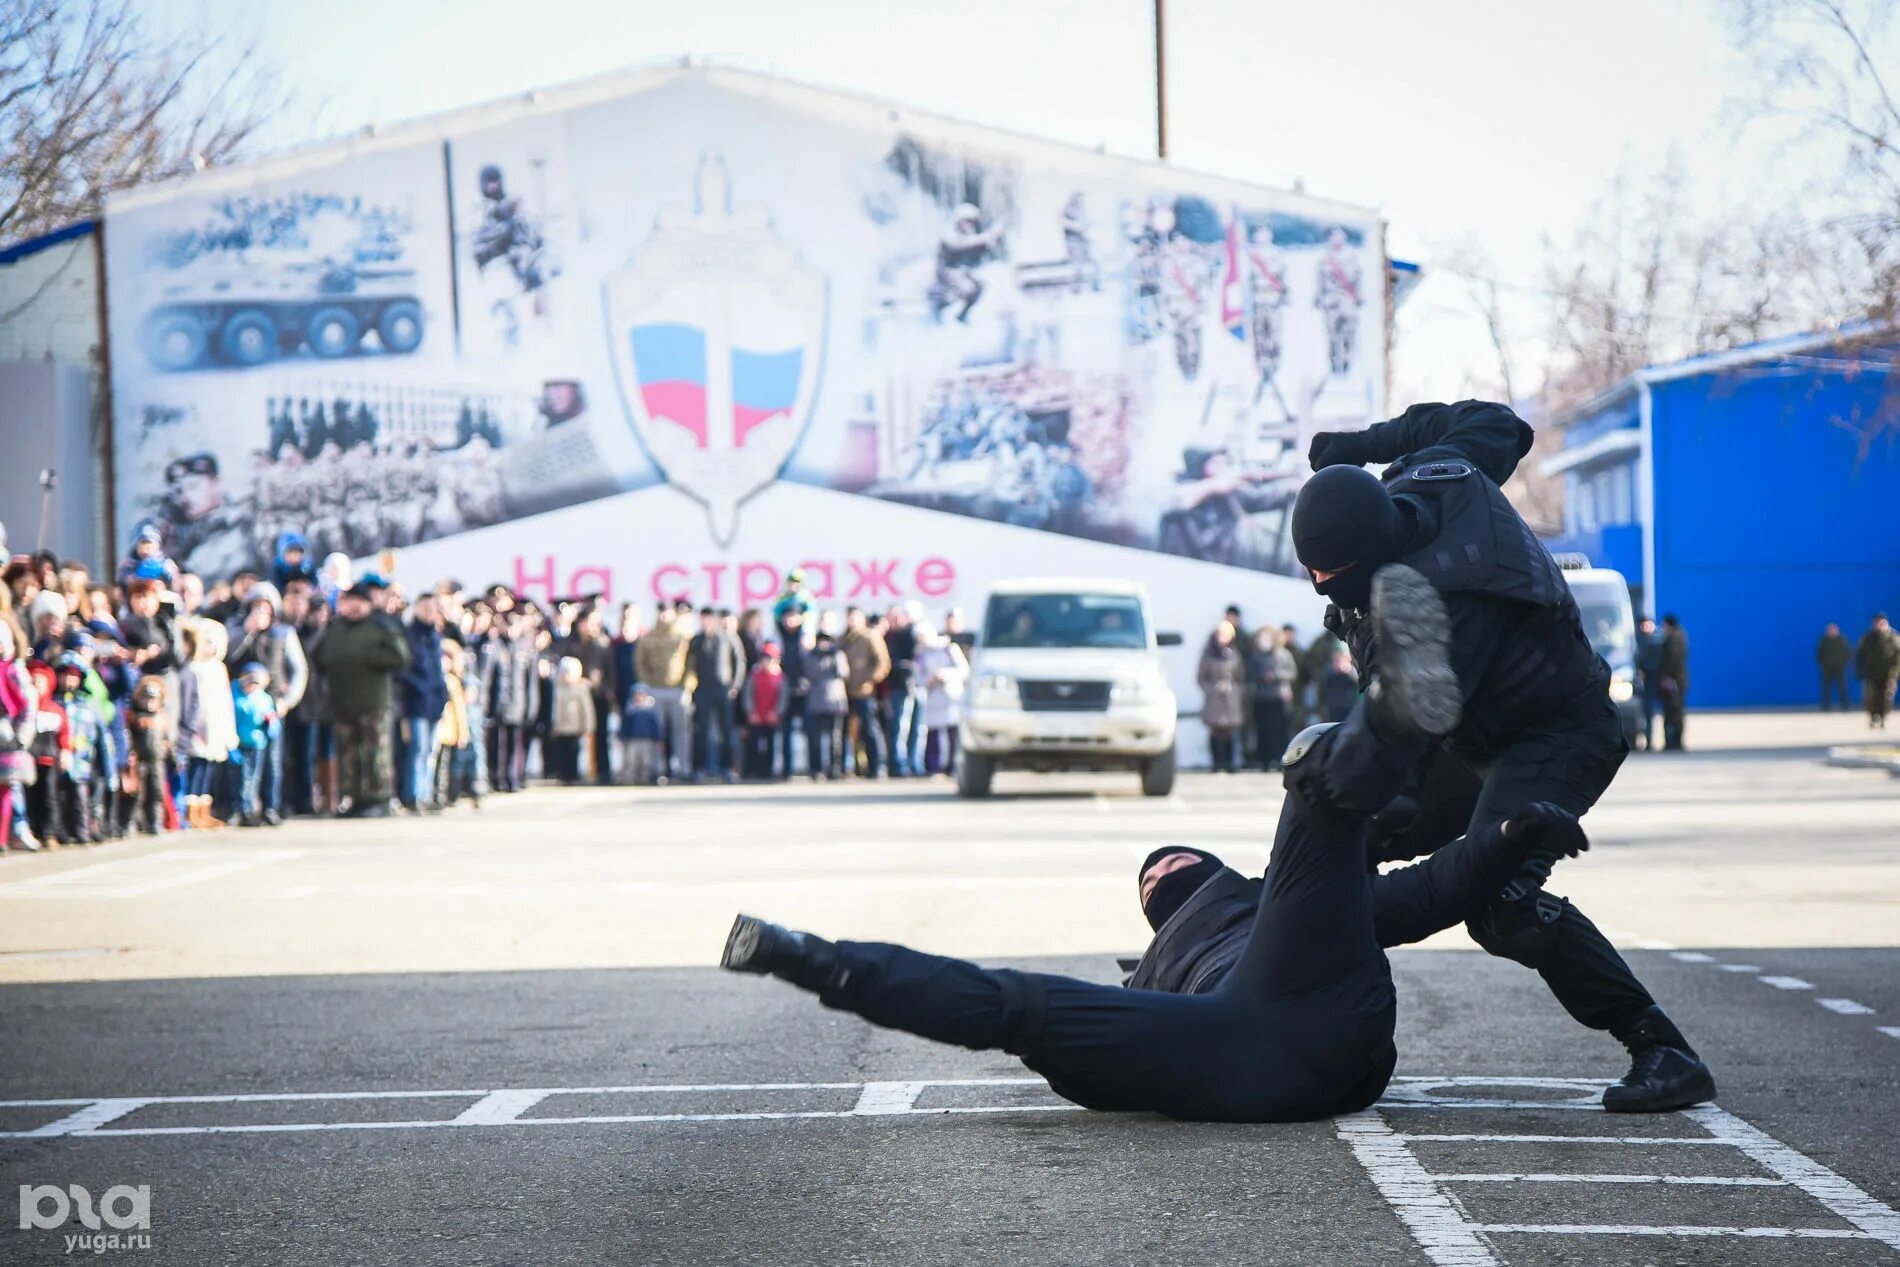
[719,565,1592,1124]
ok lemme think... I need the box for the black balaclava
[1139,846,1224,931]
[1291,464,1406,610]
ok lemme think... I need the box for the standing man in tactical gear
[1290,399,1714,1113]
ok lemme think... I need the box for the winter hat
[246,581,283,619]
[61,628,95,652]
[238,661,270,683]
[54,651,86,675]
[28,590,68,626]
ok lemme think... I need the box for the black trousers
[1821,669,1848,711]
[591,698,615,785]
[1385,696,1655,1037]
[807,706,1476,1122]
[1253,694,1292,770]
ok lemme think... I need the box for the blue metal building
[1541,330,1899,708]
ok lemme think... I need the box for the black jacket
[1331,401,1606,760]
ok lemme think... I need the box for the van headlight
[1111,677,1155,703]
[1609,673,1634,703]
[973,673,1018,707]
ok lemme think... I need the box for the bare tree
[0,0,289,247]
[1723,0,1900,327]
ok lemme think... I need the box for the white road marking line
[1435,1174,1785,1186]
[1714,963,1761,973]
[1758,975,1815,990]
[1669,951,1715,963]
[1816,998,1874,1015]
[1335,1112,1501,1267]
[1686,1104,1900,1249]
[450,1090,550,1126]
[1879,1026,1900,1041]
[24,1099,150,1137]
[1630,937,1677,951]
[1472,1224,1870,1240]
[1348,1079,1900,1263]
[852,1082,927,1115]
[1398,1134,1728,1145]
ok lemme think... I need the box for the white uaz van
[957,578,1180,798]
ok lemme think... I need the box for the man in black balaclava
[717,567,1596,1124]
[1125,771,1572,1000]
[1286,400,1713,1113]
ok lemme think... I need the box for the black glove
[1500,802,1589,864]
[1307,430,1367,471]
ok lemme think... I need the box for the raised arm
[1311,400,1534,486]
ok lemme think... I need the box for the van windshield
[1575,599,1634,664]
[985,593,1148,650]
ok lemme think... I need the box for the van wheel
[957,754,995,799]
[1140,747,1177,797]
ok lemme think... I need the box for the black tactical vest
[1383,458,1569,610]
[1125,868,1261,995]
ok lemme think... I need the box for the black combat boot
[1367,564,1462,739]
[1604,1006,1716,1113]
[721,914,844,993]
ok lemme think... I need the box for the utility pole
[1154,0,1169,159]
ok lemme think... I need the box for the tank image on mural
[137,193,427,372]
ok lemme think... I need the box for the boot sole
[1370,564,1463,737]
[1602,1063,1717,1113]
[721,913,765,973]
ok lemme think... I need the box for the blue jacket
[232,685,276,752]
[398,620,450,720]
[620,699,664,741]
[55,686,114,783]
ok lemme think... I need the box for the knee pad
[1466,889,1570,970]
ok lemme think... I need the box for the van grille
[1018,680,1111,712]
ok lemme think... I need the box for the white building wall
[0,229,101,367]
[0,227,106,567]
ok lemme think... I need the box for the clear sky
[167,0,1757,401]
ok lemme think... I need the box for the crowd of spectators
[1194,603,1360,774]
[0,534,979,851]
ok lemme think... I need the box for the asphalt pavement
[0,711,1895,1265]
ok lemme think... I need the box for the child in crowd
[618,689,664,786]
[53,653,111,844]
[742,643,785,782]
[24,659,68,844]
[0,621,36,850]
[547,655,595,785]
[801,627,848,781]
[231,662,278,828]
[177,618,237,830]
[438,642,484,809]
[126,675,175,835]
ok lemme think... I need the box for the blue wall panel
[1649,360,1900,707]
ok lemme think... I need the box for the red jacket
[745,664,785,727]
[25,662,69,767]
